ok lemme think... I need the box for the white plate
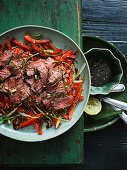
[0,25,90,142]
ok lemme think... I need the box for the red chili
[6,102,10,109]
[52,55,63,62]
[52,117,59,128]
[66,64,74,74]
[25,110,34,120]
[79,96,84,100]
[42,43,50,50]
[53,49,63,55]
[21,51,31,58]
[69,71,73,86]
[0,42,6,52]
[65,59,74,69]
[66,67,72,74]
[68,90,73,96]
[73,79,84,89]
[34,119,43,135]
[6,36,12,50]
[13,48,24,56]
[17,108,25,112]
[12,39,32,51]
[69,88,83,120]
[62,113,69,120]
[18,113,43,128]
[0,101,5,108]
[70,54,76,59]
[61,50,72,60]
[48,40,57,50]
[32,55,41,61]
[24,34,50,44]
[32,44,43,56]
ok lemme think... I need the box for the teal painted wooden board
[0,0,82,47]
[0,0,84,166]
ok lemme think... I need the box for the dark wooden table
[82,0,127,170]
[0,0,84,166]
[1,0,127,169]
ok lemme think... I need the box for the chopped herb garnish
[5,53,14,66]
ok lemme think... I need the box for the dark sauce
[88,60,111,87]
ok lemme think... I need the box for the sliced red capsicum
[61,50,72,60]
[0,42,6,52]
[18,113,43,128]
[32,43,43,56]
[73,78,85,89]
[6,36,12,50]
[34,119,43,135]
[69,71,73,86]
[12,39,32,51]
[48,40,57,50]
[53,49,63,55]
[24,34,50,44]
[69,87,83,120]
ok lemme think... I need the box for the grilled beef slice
[48,65,66,84]
[0,68,11,81]
[51,95,74,111]
[26,59,48,82]
[44,57,55,69]
[10,78,30,104]
[0,50,13,67]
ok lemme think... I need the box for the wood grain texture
[82,0,127,41]
[82,0,127,170]
[0,0,82,47]
[0,0,84,166]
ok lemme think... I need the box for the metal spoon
[110,84,125,93]
[104,84,127,124]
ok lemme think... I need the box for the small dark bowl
[85,48,123,95]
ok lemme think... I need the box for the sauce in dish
[88,60,111,87]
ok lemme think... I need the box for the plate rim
[0,25,91,142]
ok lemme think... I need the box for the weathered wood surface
[1,0,127,169]
[0,0,84,166]
[82,0,127,170]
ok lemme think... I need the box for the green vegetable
[0,114,20,121]
[92,110,123,120]
[34,105,51,120]
[5,53,14,66]
[5,103,22,117]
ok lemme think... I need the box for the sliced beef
[48,65,66,84]
[32,79,45,93]
[25,77,34,86]
[43,96,55,109]
[47,82,65,94]
[8,76,16,90]
[51,95,74,111]
[36,91,47,103]
[25,77,45,93]
[0,50,73,108]
[10,78,30,104]
[26,69,34,77]
[0,68,11,81]
[0,80,9,93]
[7,56,23,79]
[26,59,48,83]
[47,79,71,95]
[44,57,55,69]
[0,50,13,67]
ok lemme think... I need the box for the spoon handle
[110,84,125,93]
[112,106,127,124]
[102,97,127,111]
